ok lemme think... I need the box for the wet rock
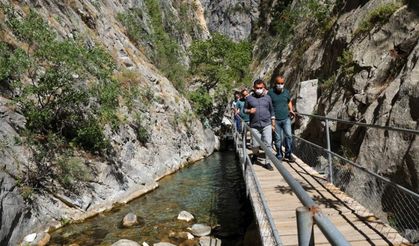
[153,243,176,246]
[177,211,194,222]
[199,236,221,246]
[190,224,211,237]
[112,239,141,246]
[122,213,138,227]
[169,231,194,241]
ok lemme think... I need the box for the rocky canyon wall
[251,0,418,240]
[0,0,217,245]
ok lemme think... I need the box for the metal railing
[294,112,419,243]
[231,116,350,245]
[233,126,282,245]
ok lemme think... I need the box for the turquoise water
[49,152,253,245]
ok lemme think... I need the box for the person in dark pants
[232,91,242,132]
[268,75,296,162]
[245,79,275,170]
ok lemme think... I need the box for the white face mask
[276,84,284,90]
[255,89,264,95]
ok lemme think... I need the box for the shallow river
[49,152,255,245]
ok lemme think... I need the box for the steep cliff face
[0,1,216,245]
[199,0,260,41]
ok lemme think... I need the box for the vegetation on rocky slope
[0,5,154,200]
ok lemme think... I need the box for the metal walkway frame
[232,119,351,246]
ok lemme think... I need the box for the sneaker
[265,163,274,171]
[275,154,283,161]
[286,155,296,162]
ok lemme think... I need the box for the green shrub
[75,118,110,153]
[321,74,337,91]
[116,8,146,44]
[187,89,213,116]
[338,49,355,76]
[188,33,251,120]
[133,113,150,145]
[3,7,117,153]
[57,156,91,189]
[356,2,402,34]
[0,43,31,82]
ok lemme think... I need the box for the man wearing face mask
[245,79,275,170]
[268,76,296,162]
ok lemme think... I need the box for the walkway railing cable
[297,112,419,135]
[294,112,419,243]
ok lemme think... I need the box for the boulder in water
[190,224,211,237]
[112,239,141,246]
[122,213,138,227]
[177,211,194,222]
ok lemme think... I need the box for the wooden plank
[244,148,409,245]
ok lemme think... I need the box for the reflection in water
[49,152,254,245]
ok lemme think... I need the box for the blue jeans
[234,115,242,132]
[274,118,292,158]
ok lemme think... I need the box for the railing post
[325,119,333,184]
[296,207,314,246]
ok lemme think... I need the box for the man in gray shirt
[245,79,275,170]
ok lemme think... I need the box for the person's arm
[268,97,275,130]
[288,98,295,117]
[245,97,256,114]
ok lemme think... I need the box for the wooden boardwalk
[251,153,410,245]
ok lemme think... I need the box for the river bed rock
[177,211,195,222]
[190,224,212,237]
[169,231,195,241]
[122,213,139,227]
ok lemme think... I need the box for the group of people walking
[232,75,296,170]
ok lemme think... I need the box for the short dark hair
[240,88,248,94]
[253,79,265,88]
[234,91,240,96]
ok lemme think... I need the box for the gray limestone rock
[177,211,195,222]
[190,224,212,237]
[122,213,139,227]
